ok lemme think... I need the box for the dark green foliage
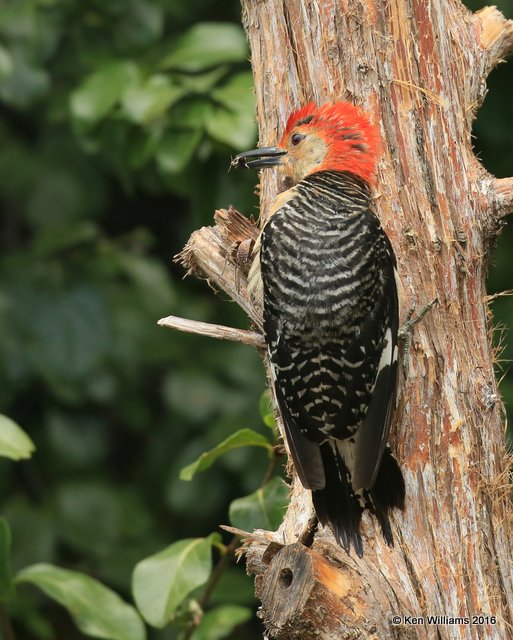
[469,1,513,444]
[0,0,511,638]
[0,1,267,638]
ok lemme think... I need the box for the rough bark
[171,1,513,638]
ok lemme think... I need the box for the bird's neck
[298,170,372,207]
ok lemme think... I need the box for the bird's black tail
[369,447,405,546]
[311,443,404,557]
[312,442,365,556]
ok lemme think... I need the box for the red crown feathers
[279,102,381,183]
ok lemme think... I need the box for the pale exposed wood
[173,1,513,638]
[157,315,265,349]
[474,6,513,73]
[175,206,262,328]
[492,177,513,219]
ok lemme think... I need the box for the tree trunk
[173,1,513,638]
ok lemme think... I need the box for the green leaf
[132,537,213,628]
[156,128,202,174]
[0,43,13,80]
[208,569,255,607]
[160,23,247,72]
[207,73,256,150]
[259,393,276,429]
[116,251,174,309]
[205,106,256,150]
[0,50,49,108]
[0,519,15,602]
[177,67,228,94]
[0,414,35,460]
[207,532,224,554]
[180,429,273,481]
[229,477,289,531]
[114,0,164,49]
[16,564,146,640]
[71,61,139,123]
[171,98,213,129]
[211,72,255,114]
[128,127,162,169]
[121,75,185,124]
[33,222,99,256]
[190,605,252,640]
[2,498,57,571]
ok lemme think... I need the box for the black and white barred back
[260,170,405,556]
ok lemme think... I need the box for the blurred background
[0,0,511,638]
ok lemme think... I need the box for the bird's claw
[398,298,438,375]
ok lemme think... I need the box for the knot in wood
[257,542,366,639]
[279,566,293,588]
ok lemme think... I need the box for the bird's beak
[231,146,287,170]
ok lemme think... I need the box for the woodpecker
[232,102,405,556]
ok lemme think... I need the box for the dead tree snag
[165,1,513,638]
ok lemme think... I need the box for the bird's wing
[342,278,399,490]
[265,317,326,491]
[266,269,398,493]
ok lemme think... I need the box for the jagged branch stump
[163,2,513,638]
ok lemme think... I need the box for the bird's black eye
[291,132,305,146]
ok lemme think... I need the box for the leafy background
[0,0,511,638]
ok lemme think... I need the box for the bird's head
[232,101,380,186]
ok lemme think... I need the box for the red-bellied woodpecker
[232,102,405,556]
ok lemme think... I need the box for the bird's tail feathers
[312,442,404,555]
[368,447,405,546]
[311,441,364,557]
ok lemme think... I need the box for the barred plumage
[233,101,405,556]
[261,170,403,554]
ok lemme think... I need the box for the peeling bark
[171,1,513,638]
[492,177,513,219]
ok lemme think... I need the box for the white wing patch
[380,327,396,369]
[339,326,396,492]
[247,235,263,309]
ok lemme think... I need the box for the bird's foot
[398,298,438,375]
